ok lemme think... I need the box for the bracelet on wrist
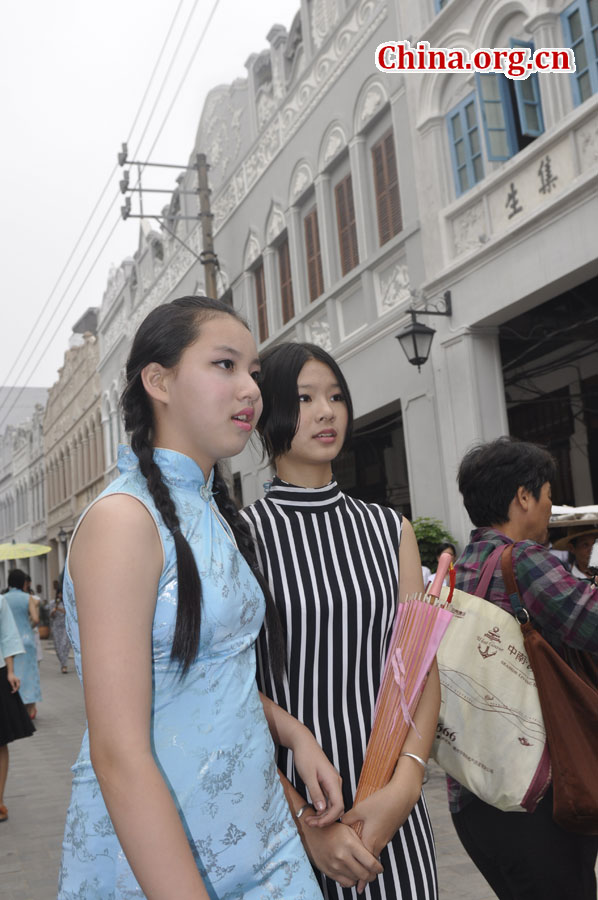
[400,752,429,784]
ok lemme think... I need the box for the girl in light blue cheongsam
[58,297,343,900]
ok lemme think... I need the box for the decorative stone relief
[378,262,412,312]
[212,0,386,232]
[576,118,598,172]
[359,83,386,127]
[104,264,126,308]
[312,0,340,50]
[244,234,261,269]
[257,87,277,128]
[266,207,285,244]
[306,315,332,350]
[291,163,313,202]
[452,203,486,256]
[100,302,127,357]
[200,91,243,193]
[323,126,346,165]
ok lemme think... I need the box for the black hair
[8,568,27,590]
[437,541,456,556]
[257,342,354,464]
[457,436,556,528]
[120,296,284,676]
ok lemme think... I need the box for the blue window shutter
[510,39,545,136]
[562,0,598,105]
[446,93,484,196]
[475,73,517,160]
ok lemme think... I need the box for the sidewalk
[1,647,495,899]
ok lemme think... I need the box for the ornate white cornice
[212,0,387,233]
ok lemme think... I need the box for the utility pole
[117,143,220,298]
[196,153,218,300]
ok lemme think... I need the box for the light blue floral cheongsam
[58,446,320,900]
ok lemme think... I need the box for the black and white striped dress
[242,477,438,900]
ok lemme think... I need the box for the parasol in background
[352,553,455,826]
[0,542,52,561]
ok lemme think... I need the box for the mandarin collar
[117,444,214,499]
[264,475,343,510]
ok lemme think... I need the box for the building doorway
[499,275,598,505]
[334,403,412,517]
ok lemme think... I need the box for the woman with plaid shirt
[450,437,598,900]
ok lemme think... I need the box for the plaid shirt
[448,527,598,814]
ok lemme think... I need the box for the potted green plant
[412,516,457,571]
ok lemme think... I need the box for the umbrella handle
[427,551,453,598]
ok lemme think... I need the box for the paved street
[1,644,495,900]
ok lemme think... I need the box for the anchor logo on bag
[477,626,501,660]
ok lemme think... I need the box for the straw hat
[552,524,598,551]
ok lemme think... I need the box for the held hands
[289,725,344,826]
[298,820,383,890]
[341,775,423,893]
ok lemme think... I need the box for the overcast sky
[1,0,300,400]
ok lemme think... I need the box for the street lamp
[395,290,452,372]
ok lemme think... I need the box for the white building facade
[98,0,598,545]
[0,388,48,591]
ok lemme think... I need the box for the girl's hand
[288,725,344,826]
[341,777,422,893]
[8,672,20,693]
[296,820,383,889]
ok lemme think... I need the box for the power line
[0,216,122,433]
[0,0,188,414]
[0,0,222,430]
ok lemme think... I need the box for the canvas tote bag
[431,544,550,812]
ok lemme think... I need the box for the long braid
[123,378,202,675]
[212,465,285,681]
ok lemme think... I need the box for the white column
[109,410,119,463]
[348,136,373,260]
[389,87,422,229]
[286,205,308,313]
[525,13,570,129]
[102,413,112,469]
[263,247,279,335]
[95,422,104,476]
[434,327,509,542]
[236,272,256,332]
[314,173,337,289]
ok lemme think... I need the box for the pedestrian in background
[5,570,41,720]
[58,297,343,900]
[23,574,43,663]
[50,584,71,674]
[552,524,598,582]
[0,587,35,823]
[450,436,598,899]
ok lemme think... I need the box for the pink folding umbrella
[352,553,455,815]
